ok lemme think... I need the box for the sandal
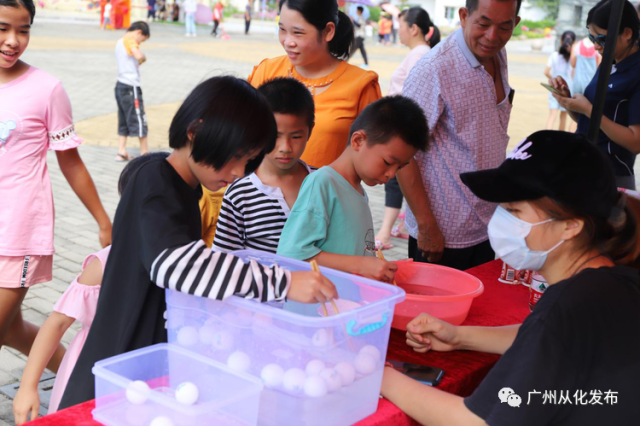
[115,153,131,162]
[391,225,409,240]
[375,240,394,250]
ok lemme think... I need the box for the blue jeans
[185,14,196,34]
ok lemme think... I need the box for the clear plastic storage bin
[92,343,263,426]
[165,249,405,426]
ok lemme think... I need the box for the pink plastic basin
[391,260,484,330]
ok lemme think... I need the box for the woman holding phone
[381,130,640,425]
[550,0,640,190]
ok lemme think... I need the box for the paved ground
[1,11,638,425]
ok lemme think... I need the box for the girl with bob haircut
[58,76,337,409]
[551,0,640,190]
[248,0,382,169]
[381,130,640,425]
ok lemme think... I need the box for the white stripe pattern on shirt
[150,240,291,302]
[214,167,315,253]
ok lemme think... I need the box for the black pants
[212,20,220,35]
[384,177,403,209]
[354,36,368,65]
[408,237,495,271]
[245,18,251,34]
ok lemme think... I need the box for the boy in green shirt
[277,96,429,283]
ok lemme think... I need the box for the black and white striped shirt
[213,162,315,253]
[151,240,291,302]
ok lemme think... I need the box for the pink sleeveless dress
[47,246,110,414]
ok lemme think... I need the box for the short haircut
[357,6,363,12]
[0,0,35,23]
[128,21,150,36]
[118,152,170,196]
[257,77,315,131]
[349,96,429,152]
[465,0,522,16]
[169,75,276,174]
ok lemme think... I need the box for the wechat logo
[499,387,522,407]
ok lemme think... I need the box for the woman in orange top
[248,0,381,169]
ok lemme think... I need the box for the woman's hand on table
[13,386,40,425]
[406,313,460,353]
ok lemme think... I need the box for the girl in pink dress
[13,246,111,425]
[0,0,112,373]
[12,246,110,421]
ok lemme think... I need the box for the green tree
[534,0,560,20]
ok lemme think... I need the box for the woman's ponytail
[330,11,355,60]
[604,194,640,268]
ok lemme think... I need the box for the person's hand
[548,76,571,98]
[13,386,40,425]
[417,219,444,262]
[99,221,112,248]
[553,93,593,117]
[139,55,147,65]
[287,271,338,304]
[358,257,397,283]
[405,313,460,353]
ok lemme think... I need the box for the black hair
[558,30,576,61]
[399,7,432,37]
[169,75,276,174]
[118,152,170,196]
[128,21,150,36]
[357,6,363,13]
[428,25,441,47]
[0,0,35,23]
[348,96,429,151]
[587,0,640,47]
[257,77,315,131]
[465,0,522,16]
[279,0,355,60]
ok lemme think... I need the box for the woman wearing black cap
[380,130,640,425]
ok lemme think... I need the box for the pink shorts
[0,255,53,288]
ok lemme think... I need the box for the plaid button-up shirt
[403,29,513,249]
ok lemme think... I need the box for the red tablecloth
[29,260,530,426]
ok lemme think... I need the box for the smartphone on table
[387,360,445,386]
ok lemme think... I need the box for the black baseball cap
[460,131,619,219]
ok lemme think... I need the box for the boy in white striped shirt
[213,78,316,254]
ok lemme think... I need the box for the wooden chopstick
[310,259,355,352]
[376,248,398,286]
[310,260,340,316]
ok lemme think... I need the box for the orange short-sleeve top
[248,56,382,168]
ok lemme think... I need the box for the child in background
[12,153,168,424]
[115,21,150,162]
[213,77,315,253]
[0,0,111,375]
[101,0,112,30]
[59,76,337,410]
[545,30,576,131]
[277,96,429,283]
[211,0,223,36]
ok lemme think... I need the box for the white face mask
[488,206,564,271]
